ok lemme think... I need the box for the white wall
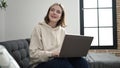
[0,10,5,42]
[1,0,80,41]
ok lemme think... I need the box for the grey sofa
[1,39,120,68]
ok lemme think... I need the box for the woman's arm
[29,25,52,63]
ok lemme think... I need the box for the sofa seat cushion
[0,39,30,68]
[86,52,120,68]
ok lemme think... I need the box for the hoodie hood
[39,21,61,31]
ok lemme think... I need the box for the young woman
[29,3,89,68]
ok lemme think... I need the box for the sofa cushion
[86,52,120,68]
[0,45,20,68]
[0,39,30,68]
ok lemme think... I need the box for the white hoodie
[29,21,65,64]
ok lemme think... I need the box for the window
[80,0,117,49]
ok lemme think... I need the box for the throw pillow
[0,45,20,68]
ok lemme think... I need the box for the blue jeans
[35,57,89,68]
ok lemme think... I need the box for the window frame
[80,0,117,49]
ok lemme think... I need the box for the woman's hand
[52,51,60,57]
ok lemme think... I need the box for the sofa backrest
[0,39,30,68]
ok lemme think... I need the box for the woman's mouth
[51,15,57,19]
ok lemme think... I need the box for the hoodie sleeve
[29,24,52,63]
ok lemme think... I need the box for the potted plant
[0,0,7,9]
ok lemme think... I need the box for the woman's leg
[68,57,90,68]
[35,58,73,68]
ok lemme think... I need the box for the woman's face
[48,5,62,23]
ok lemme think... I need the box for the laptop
[59,35,93,58]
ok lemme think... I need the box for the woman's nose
[53,11,57,14]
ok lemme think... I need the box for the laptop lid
[59,35,93,58]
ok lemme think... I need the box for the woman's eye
[50,8,55,12]
[50,8,62,14]
[56,10,61,14]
